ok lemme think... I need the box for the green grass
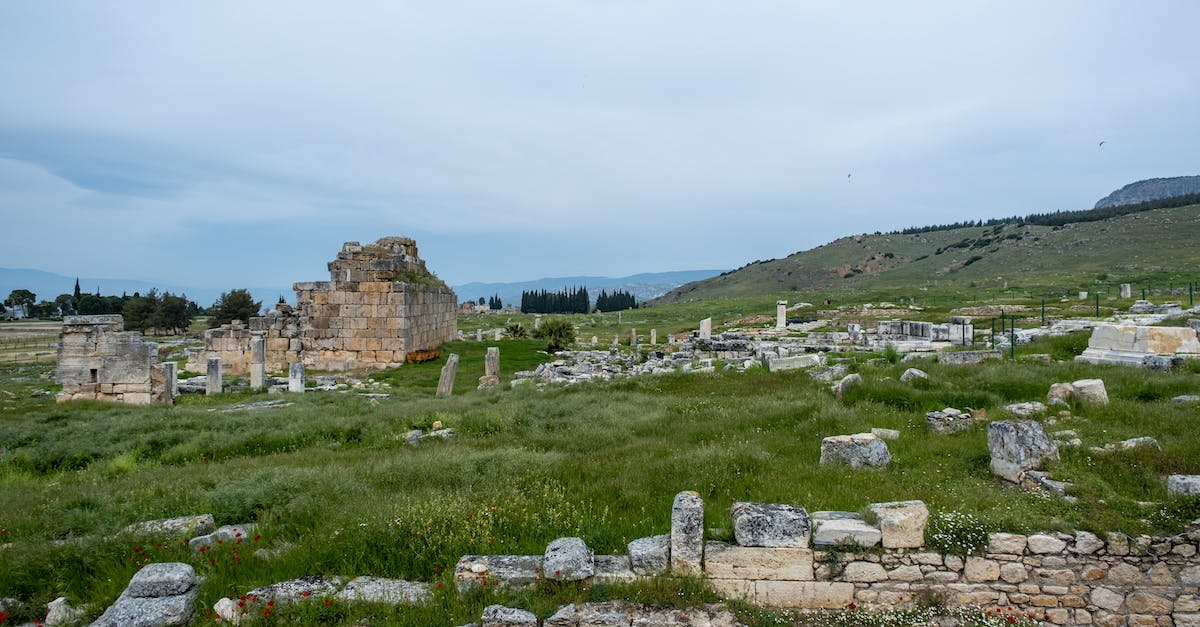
[2,314,1200,624]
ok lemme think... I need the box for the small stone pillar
[612,335,619,347]
[630,328,637,346]
[590,335,598,345]
[671,491,704,575]
[288,363,305,393]
[533,315,542,330]
[776,300,787,330]
[206,357,222,396]
[475,329,483,342]
[1079,291,1088,300]
[436,353,459,398]
[478,347,500,389]
[250,335,266,391]
[494,329,502,341]
[650,329,657,345]
[153,361,177,405]
[1120,283,1132,299]
[699,318,712,340]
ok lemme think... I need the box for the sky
[2,1,1198,293]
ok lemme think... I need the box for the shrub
[926,510,988,555]
[532,318,574,353]
[504,322,527,339]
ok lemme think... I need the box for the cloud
[1,1,1198,288]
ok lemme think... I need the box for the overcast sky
[2,2,1198,292]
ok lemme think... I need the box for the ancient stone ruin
[1076,323,1200,367]
[55,315,174,405]
[187,237,457,373]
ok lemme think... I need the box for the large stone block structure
[187,237,458,373]
[1076,323,1200,366]
[56,315,173,405]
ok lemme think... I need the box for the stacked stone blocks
[56,315,172,405]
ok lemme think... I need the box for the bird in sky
[847,173,852,182]
[1098,140,1106,149]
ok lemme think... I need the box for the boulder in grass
[92,563,198,627]
[1046,383,1075,407]
[900,368,928,383]
[335,577,431,605]
[1168,475,1200,496]
[819,433,890,468]
[831,373,863,397]
[481,604,538,627]
[730,501,811,548]
[925,408,973,435]
[1072,379,1109,405]
[987,420,1059,483]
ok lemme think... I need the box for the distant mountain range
[0,268,286,310]
[1095,175,1200,208]
[1,266,727,313]
[452,270,727,308]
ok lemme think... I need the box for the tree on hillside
[208,289,262,328]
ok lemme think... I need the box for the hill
[1095,175,1200,208]
[657,202,1200,303]
[452,269,726,307]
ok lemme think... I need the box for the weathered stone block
[627,535,670,576]
[730,501,811,548]
[819,433,890,468]
[754,581,854,608]
[544,537,593,581]
[704,542,813,581]
[670,491,704,576]
[811,514,881,548]
[987,420,1059,483]
[868,500,928,548]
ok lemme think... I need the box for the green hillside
[658,203,1200,304]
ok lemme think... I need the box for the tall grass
[2,332,1199,624]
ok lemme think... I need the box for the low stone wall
[456,492,1200,626]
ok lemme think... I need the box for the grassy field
[2,313,1200,624]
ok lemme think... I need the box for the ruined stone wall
[187,237,457,373]
[56,315,168,405]
[291,279,456,371]
[1077,324,1200,366]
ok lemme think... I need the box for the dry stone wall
[457,492,1200,626]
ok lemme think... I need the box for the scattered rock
[335,576,431,605]
[1046,383,1075,406]
[925,408,973,435]
[188,523,256,551]
[987,420,1059,483]
[92,562,199,627]
[1169,475,1200,496]
[1002,401,1048,418]
[244,575,342,606]
[730,501,811,548]
[212,598,243,625]
[455,555,542,591]
[899,368,928,382]
[124,514,215,538]
[831,373,863,397]
[481,604,538,627]
[819,433,890,468]
[1172,395,1200,403]
[45,596,85,627]
[1072,378,1109,405]
[870,427,900,440]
